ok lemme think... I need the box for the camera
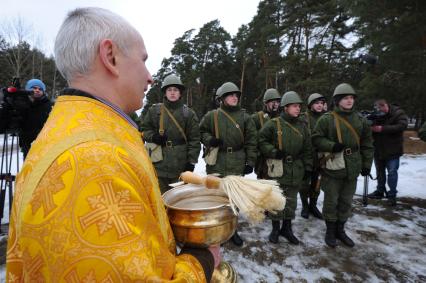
[360,105,386,126]
[0,77,33,132]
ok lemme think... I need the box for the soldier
[251,88,281,178]
[200,82,257,246]
[299,93,326,219]
[258,91,313,244]
[141,74,201,194]
[312,83,373,248]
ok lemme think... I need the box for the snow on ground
[1,137,425,282]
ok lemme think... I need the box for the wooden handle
[204,175,221,189]
[180,171,204,185]
[180,171,221,189]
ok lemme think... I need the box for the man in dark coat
[368,99,408,206]
[19,79,53,158]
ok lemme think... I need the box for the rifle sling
[160,104,187,143]
[218,108,244,143]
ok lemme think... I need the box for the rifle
[363,175,369,206]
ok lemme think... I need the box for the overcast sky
[0,0,260,75]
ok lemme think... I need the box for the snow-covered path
[1,144,425,282]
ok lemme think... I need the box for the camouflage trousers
[269,185,299,220]
[321,175,357,222]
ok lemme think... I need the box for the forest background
[1,0,425,126]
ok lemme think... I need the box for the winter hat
[25,79,46,92]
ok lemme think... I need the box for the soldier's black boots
[336,221,355,247]
[325,221,337,248]
[269,220,281,243]
[231,231,243,247]
[309,197,323,219]
[280,219,299,245]
[301,197,309,219]
[368,189,386,199]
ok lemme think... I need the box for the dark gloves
[360,168,371,176]
[243,165,253,175]
[332,142,345,153]
[275,150,285,159]
[209,137,223,147]
[152,133,167,146]
[185,163,195,172]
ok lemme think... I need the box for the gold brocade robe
[6,96,207,282]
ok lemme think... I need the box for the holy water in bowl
[171,195,229,209]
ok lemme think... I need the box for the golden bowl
[211,261,237,283]
[162,184,237,248]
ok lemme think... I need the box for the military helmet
[263,88,281,104]
[161,74,185,92]
[333,83,356,98]
[280,91,303,107]
[307,93,325,106]
[216,82,241,99]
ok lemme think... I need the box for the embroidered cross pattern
[22,250,44,281]
[65,269,114,283]
[79,180,143,239]
[31,159,72,216]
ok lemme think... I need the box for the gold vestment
[6,96,206,282]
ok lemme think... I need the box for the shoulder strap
[218,108,244,143]
[213,110,219,138]
[161,104,187,142]
[283,120,302,137]
[258,111,264,128]
[275,118,283,150]
[158,104,165,136]
[331,111,360,146]
[305,112,311,131]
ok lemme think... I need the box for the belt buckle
[227,147,233,153]
[345,148,352,155]
[166,141,173,148]
[285,156,293,163]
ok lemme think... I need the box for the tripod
[0,130,21,235]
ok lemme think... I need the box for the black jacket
[19,96,53,155]
[373,104,408,160]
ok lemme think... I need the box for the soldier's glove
[331,142,345,153]
[185,163,195,172]
[243,165,253,175]
[275,150,285,159]
[360,168,371,176]
[152,133,167,146]
[209,137,223,147]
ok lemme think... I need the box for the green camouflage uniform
[251,110,278,178]
[299,109,323,199]
[200,104,257,176]
[258,112,313,220]
[312,107,374,221]
[141,99,200,193]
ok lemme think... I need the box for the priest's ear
[99,39,119,77]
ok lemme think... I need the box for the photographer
[19,79,53,158]
[368,99,408,206]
